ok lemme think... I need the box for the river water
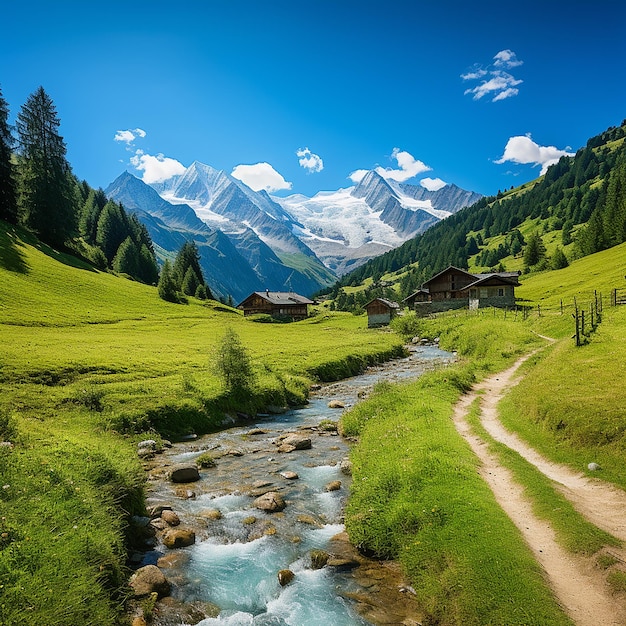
[142,344,453,626]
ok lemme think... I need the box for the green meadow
[0,222,403,625]
[3,217,626,625]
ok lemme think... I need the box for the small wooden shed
[237,290,314,321]
[365,298,400,328]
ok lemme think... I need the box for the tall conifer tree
[16,86,76,246]
[0,85,18,224]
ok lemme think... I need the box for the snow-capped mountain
[105,172,335,301]
[107,160,482,298]
[153,161,310,258]
[274,170,482,275]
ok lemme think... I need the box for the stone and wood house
[404,266,520,315]
[365,298,400,327]
[237,290,314,321]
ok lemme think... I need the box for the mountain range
[105,162,481,301]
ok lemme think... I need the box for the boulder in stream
[129,564,171,598]
[161,510,180,526]
[162,528,196,548]
[325,480,342,492]
[170,464,200,483]
[253,491,286,512]
[278,569,295,586]
[310,549,329,569]
[328,400,345,409]
[276,433,311,453]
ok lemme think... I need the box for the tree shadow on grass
[0,225,30,274]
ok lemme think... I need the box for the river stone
[277,433,311,453]
[170,464,200,483]
[296,514,322,526]
[280,471,299,480]
[138,439,157,450]
[278,569,295,586]
[162,528,196,549]
[325,480,342,492]
[588,462,602,471]
[328,400,345,409]
[246,428,267,435]
[157,550,190,569]
[157,597,220,624]
[340,459,353,475]
[129,564,171,598]
[161,510,180,526]
[198,508,222,520]
[254,491,286,512]
[310,549,329,569]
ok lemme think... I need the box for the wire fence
[443,287,626,346]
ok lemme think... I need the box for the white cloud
[420,177,447,192]
[231,162,292,192]
[462,50,523,102]
[297,147,324,173]
[493,49,523,69]
[349,148,432,184]
[464,72,522,101]
[348,169,369,184]
[495,134,575,175]
[114,128,146,145]
[130,150,187,184]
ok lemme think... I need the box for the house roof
[365,297,400,309]
[237,291,314,308]
[460,274,520,291]
[421,266,476,287]
[421,266,521,289]
[403,288,430,303]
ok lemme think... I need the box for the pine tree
[137,243,159,285]
[157,259,178,302]
[181,265,200,296]
[16,86,76,246]
[96,201,126,262]
[523,232,546,268]
[551,246,569,270]
[112,236,140,277]
[172,241,205,289]
[0,86,17,224]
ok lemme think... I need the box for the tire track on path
[452,351,626,626]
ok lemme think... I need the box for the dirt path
[452,350,626,626]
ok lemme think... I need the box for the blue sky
[2,0,625,198]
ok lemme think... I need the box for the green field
[0,222,403,625]
[2,219,626,625]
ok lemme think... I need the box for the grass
[343,367,572,625]
[343,249,626,623]
[0,221,405,625]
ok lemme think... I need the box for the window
[498,288,504,297]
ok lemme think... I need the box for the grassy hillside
[342,242,626,624]
[330,119,626,302]
[0,220,404,625]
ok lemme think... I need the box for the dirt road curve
[453,351,626,626]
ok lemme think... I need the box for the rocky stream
[128,343,454,626]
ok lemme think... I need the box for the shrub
[196,452,216,468]
[213,328,255,394]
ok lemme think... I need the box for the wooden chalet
[405,266,520,314]
[365,297,400,328]
[237,290,314,321]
